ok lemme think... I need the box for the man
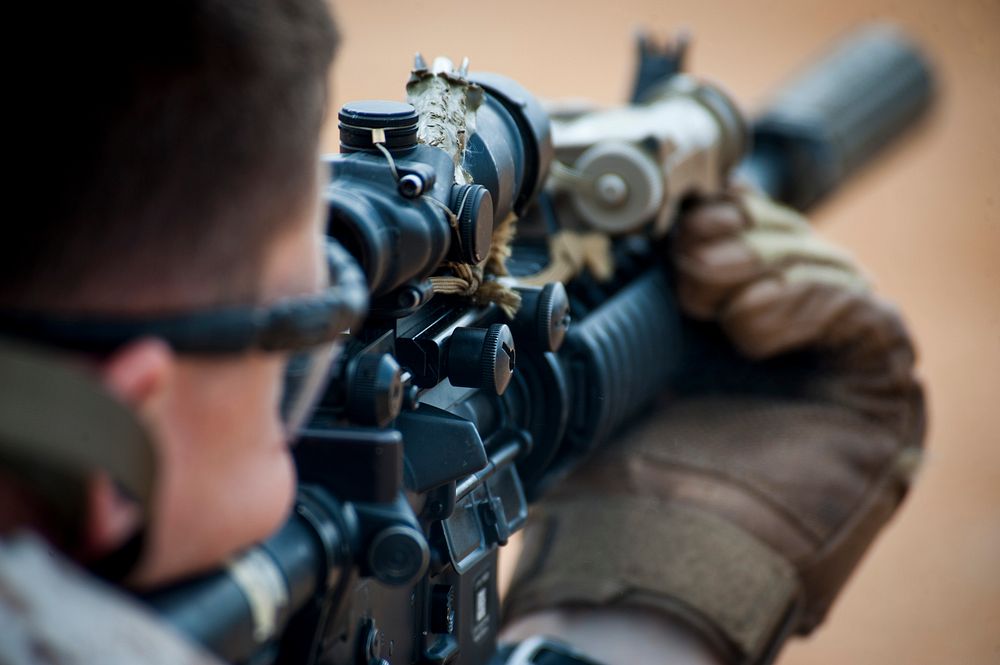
[1,3,343,656]
[0,2,924,663]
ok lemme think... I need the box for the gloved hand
[503,192,926,664]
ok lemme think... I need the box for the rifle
[146,24,933,665]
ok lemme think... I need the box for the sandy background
[327,1,1000,663]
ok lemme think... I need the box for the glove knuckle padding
[505,192,926,663]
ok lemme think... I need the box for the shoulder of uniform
[0,533,222,665]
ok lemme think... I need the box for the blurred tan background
[327,1,1000,663]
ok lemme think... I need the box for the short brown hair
[4,1,339,312]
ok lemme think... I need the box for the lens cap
[338,100,419,153]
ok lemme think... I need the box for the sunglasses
[0,241,368,435]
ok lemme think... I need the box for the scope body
[326,73,552,303]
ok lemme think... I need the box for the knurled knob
[513,281,571,353]
[347,353,404,427]
[449,184,494,265]
[447,324,516,395]
[537,282,571,352]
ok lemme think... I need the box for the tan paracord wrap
[405,58,525,316]
[426,203,618,310]
[406,57,618,306]
[515,229,615,287]
[429,211,522,318]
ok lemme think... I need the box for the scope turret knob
[447,324,516,395]
[514,282,571,353]
[338,100,419,153]
[347,353,404,427]
[449,184,494,264]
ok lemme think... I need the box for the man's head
[3,1,341,585]
[7,1,338,312]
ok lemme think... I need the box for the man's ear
[99,337,175,410]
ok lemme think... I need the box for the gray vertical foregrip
[738,24,934,210]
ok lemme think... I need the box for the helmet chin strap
[0,336,158,580]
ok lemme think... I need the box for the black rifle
[146,24,933,665]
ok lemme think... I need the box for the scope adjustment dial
[346,353,404,428]
[449,184,494,265]
[446,324,515,395]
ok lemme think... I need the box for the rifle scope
[326,72,553,300]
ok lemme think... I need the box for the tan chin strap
[0,337,157,527]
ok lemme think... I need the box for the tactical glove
[503,192,926,664]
